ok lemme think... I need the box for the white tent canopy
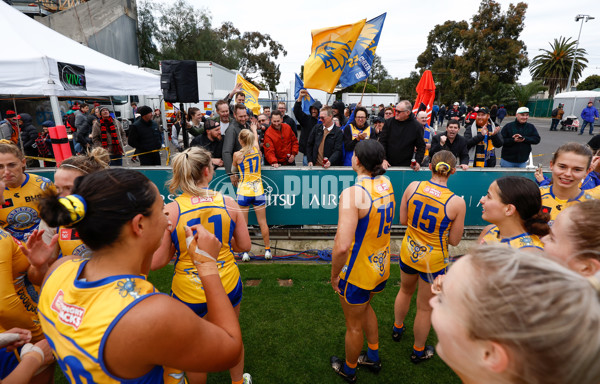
[0,2,160,97]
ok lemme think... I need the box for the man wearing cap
[500,107,540,168]
[0,110,21,144]
[127,105,162,166]
[580,101,599,135]
[464,107,503,168]
[372,116,384,139]
[191,119,224,168]
[445,102,461,122]
[264,110,299,167]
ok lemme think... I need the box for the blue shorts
[0,348,19,380]
[338,279,386,305]
[173,277,243,318]
[237,194,266,207]
[399,259,446,284]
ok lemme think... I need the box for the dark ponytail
[38,169,157,251]
[496,176,550,237]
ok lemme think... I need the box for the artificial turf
[54,263,461,384]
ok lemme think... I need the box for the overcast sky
[191,0,600,94]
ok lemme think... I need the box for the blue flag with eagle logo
[339,13,386,88]
[303,19,366,93]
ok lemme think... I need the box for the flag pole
[359,77,369,104]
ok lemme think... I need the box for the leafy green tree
[575,75,600,91]
[530,36,588,96]
[416,1,528,105]
[136,0,287,89]
[511,80,547,107]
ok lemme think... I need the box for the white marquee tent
[0,2,161,124]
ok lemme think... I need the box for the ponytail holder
[435,162,451,172]
[588,276,600,294]
[58,194,87,225]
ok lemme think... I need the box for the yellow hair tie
[435,161,451,172]
[0,139,14,145]
[58,194,87,225]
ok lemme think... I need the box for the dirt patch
[245,279,262,287]
[277,279,293,287]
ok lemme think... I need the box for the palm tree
[530,37,588,96]
[512,81,547,107]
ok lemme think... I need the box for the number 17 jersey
[401,180,456,273]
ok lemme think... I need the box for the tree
[576,74,600,91]
[530,36,588,96]
[511,80,547,107]
[416,1,528,105]
[136,0,287,89]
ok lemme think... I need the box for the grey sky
[193,0,600,94]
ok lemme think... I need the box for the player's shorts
[173,277,243,318]
[399,259,446,284]
[0,348,19,380]
[338,279,386,305]
[237,194,266,207]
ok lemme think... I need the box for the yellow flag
[236,74,261,113]
[303,19,366,93]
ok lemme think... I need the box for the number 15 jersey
[401,180,456,273]
[338,176,395,290]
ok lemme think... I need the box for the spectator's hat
[137,106,153,116]
[373,116,384,123]
[71,104,80,110]
[453,102,459,106]
[205,119,220,130]
[41,120,54,127]
[477,107,490,114]
[5,110,20,120]
[516,107,529,114]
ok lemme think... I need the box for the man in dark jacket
[277,102,298,138]
[379,101,425,170]
[293,90,322,165]
[332,100,347,127]
[19,113,39,167]
[127,105,162,166]
[191,119,224,168]
[429,120,469,169]
[464,107,503,167]
[500,107,540,168]
[307,106,343,167]
[223,103,251,185]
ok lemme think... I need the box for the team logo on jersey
[51,290,85,330]
[423,186,441,198]
[7,207,38,229]
[519,236,533,247]
[1,198,14,208]
[368,247,389,277]
[191,196,214,205]
[116,278,142,299]
[72,244,91,258]
[407,235,433,263]
[375,183,389,193]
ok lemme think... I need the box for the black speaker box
[160,60,199,103]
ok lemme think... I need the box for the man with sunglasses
[379,101,425,170]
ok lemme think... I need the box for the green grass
[55,263,461,384]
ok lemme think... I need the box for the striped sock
[343,360,357,375]
[413,344,425,357]
[367,342,380,362]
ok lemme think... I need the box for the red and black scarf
[100,117,123,155]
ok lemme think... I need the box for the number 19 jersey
[401,180,456,273]
[338,176,395,290]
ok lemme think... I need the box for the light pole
[566,14,595,93]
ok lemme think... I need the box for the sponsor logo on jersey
[541,206,552,215]
[423,186,441,198]
[191,196,214,205]
[60,228,81,241]
[2,198,14,208]
[375,182,389,193]
[51,290,85,330]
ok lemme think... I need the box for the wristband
[21,343,44,364]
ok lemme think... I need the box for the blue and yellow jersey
[480,225,544,250]
[237,147,264,197]
[349,124,372,140]
[0,173,52,241]
[0,229,42,341]
[171,191,238,304]
[540,185,596,225]
[587,184,600,199]
[339,176,395,290]
[38,258,164,383]
[423,124,432,157]
[57,227,90,258]
[401,180,457,273]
